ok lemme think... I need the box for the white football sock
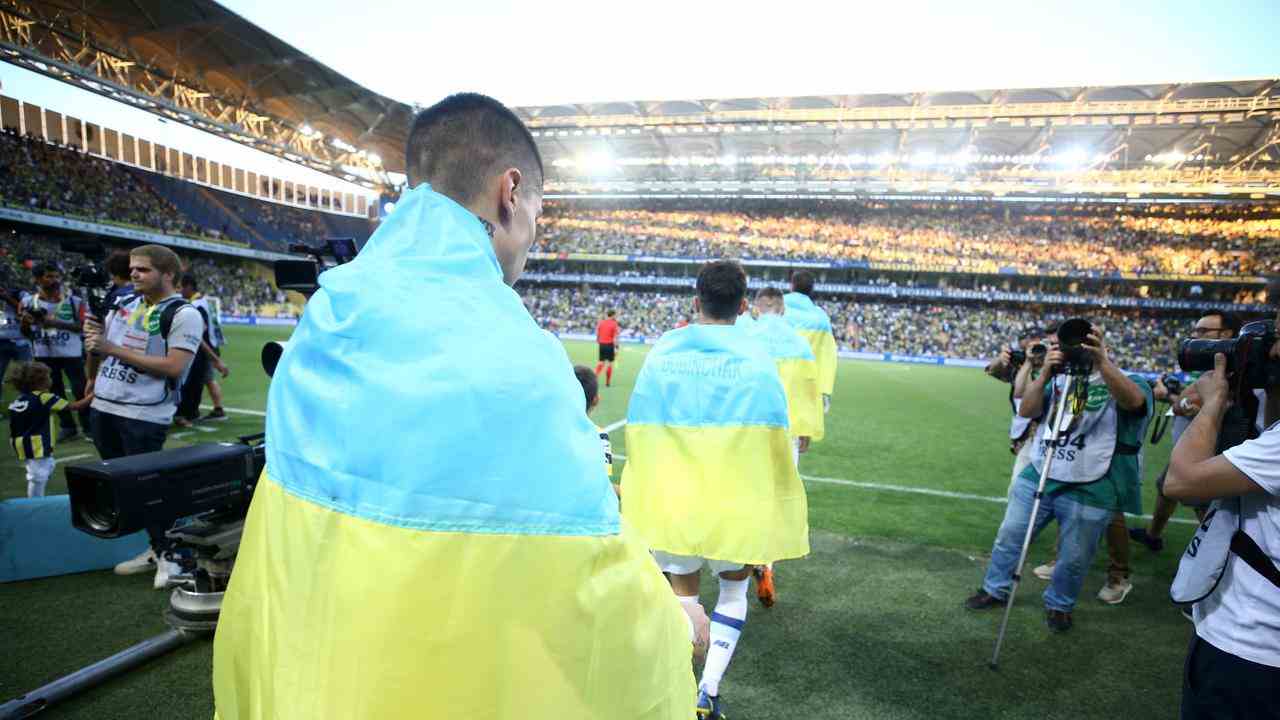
[699,576,749,697]
[27,480,46,497]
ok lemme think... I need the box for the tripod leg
[990,375,1073,669]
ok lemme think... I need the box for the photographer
[82,244,204,589]
[1165,337,1280,718]
[101,249,134,313]
[20,263,89,440]
[0,277,33,409]
[966,322,1153,632]
[1131,312,1240,552]
[213,94,699,719]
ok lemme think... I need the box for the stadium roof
[0,3,1276,199]
[0,0,414,185]
[520,80,1280,199]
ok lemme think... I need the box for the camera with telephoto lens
[59,237,116,319]
[1159,373,1185,399]
[1178,320,1280,391]
[1055,318,1094,376]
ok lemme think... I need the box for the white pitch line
[54,453,92,465]
[601,418,628,434]
[611,439,1194,527]
[199,404,266,417]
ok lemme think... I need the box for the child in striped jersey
[8,361,92,497]
[574,365,617,498]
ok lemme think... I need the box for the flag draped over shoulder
[783,292,838,395]
[213,184,695,720]
[749,314,824,442]
[621,324,809,565]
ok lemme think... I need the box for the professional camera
[59,237,116,319]
[1055,318,1095,376]
[1178,320,1280,391]
[1009,342,1047,368]
[274,237,359,298]
[1159,373,1185,399]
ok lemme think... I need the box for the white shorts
[652,551,745,576]
[25,456,54,483]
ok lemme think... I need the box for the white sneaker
[153,558,182,590]
[114,548,156,576]
[1032,562,1056,581]
[1097,578,1134,605]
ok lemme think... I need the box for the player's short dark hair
[181,273,197,290]
[756,287,784,302]
[696,260,747,321]
[1200,310,1241,335]
[790,271,814,297]
[32,262,59,279]
[405,93,544,205]
[7,360,51,393]
[106,249,131,279]
[573,365,598,412]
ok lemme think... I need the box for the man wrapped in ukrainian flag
[783,271,838,413]
[622,261,809,719]
[213,94,699,720]
[743,285,824,608]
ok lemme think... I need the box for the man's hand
[1081,332,1112,368]
[682,601,710,663]
[83,317,103,342]
[1153,377,1168,402]
[214,359,230,378]
[84,331,117,358]
[1043,349,1065,374]
[985,349,1012,377]
[1192,354,1232,413]
[798,436,811,454]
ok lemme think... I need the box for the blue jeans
[982,474,1112,612]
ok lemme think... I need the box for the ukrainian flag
[783,292,838,396]
[213,185,695,720]
[621,324,809,565]
[748,314,824,442]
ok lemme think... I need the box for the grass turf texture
[0,333,1196,719]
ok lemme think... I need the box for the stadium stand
[536,199,1280,276]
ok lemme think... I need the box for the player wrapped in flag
[212,183,696,720]
[783,289,838,400]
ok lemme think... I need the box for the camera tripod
[0,519,242,719]
[989,373,1079,670]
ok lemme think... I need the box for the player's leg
[604,359,613,386]
[25,456,53,497]
[699,563,750,715]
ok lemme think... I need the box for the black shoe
[201,407,228,421]
[1128,527,1165,553]
[1045,610,1073,633]
[964,589,1007,611]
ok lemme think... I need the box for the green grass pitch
[0,328,1197,719]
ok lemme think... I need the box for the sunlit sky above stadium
[1,0,1278,195]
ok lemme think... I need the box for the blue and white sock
[699,576,749,697]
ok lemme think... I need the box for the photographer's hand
[1088,332,1147,412]
[1018,353,1058,419]
[985,349,1012,379]
[1167,353,1262,501]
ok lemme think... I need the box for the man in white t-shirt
[1166,333,1280,719]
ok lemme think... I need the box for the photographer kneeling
[966,322,1153,632]
[1165,337,1280,718]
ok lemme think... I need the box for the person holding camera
[0,280,33,411]
[213,94,700,720]
[82,244,205,589]
[20,262,89,441]
[1131,312,1241,553]
[966,322,1153,632]
[1165,335,1280,719]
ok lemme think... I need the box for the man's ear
[737,298,748,316]
[497,168,523,227]
[692,297,702,316]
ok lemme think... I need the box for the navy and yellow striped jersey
[9,391,68,459]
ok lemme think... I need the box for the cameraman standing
[0,281,32,410]
[82,245,204,589]
[1165,336,1280,719]
[1131,311,1240,552]
[21,263,89,441]
[966,325,1153,632]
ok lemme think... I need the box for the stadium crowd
[536,201,1280,276]
[0,130,212,239]
[520,284,1194,373]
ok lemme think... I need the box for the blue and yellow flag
[213,185,695,720]
[749,314,824,442]
[621,324,809,565]
[783,292,838,396]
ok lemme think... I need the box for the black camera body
[1160,373,1185,399]
[274,237,359,298]
[1056,318,1094,376]
[67,437,264,539]
[67,262,113,320]
[1179,320,1279,391]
